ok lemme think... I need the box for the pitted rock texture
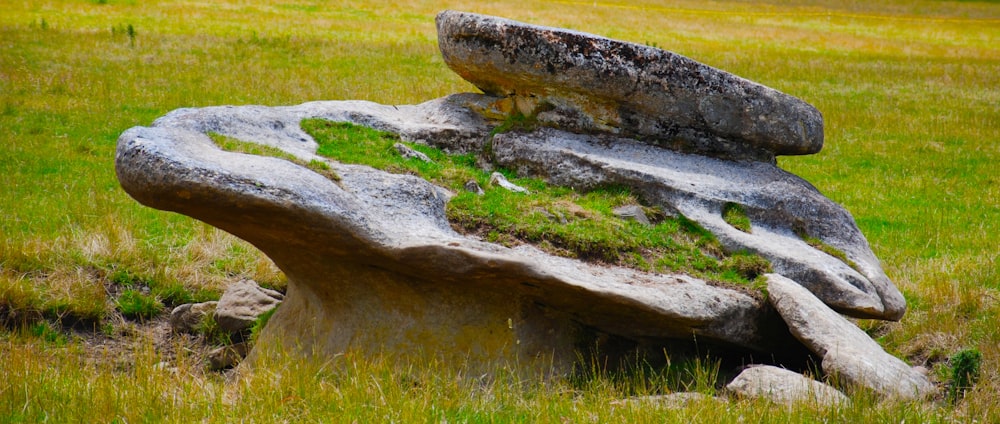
[437,10,823,161]
[169,301,217,334]
[115,99,794,375]
[491,127,905,320]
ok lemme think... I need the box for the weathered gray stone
[767,274,935,400]
[726,365,848,406]
[169,301,217,334]
[488,171,530,193]
[115,101,794,376]
[463,179,485,195]
[437,10,823,161]
[150,93,496,160]
[394,142,433,163]
[214,279,283,334]
[114,13,907,377]
[491,127,905,320]
[612,204,651,226]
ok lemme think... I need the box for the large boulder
[437,10,823,162]
[766,274,935,400]
[114,11,909,381]
[115,99,794,375]
[435,10,903,320]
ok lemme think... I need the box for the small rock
[394,142,433,163]
[214,279,283,334]
[207,342,249,371]
[726,365,848,406]
[463,179,485,195]
[612,205,651,226]
[169,301,218,334]
[488,171,530,194]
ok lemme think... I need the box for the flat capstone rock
[437,10,824,161]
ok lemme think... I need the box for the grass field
[1,0,998,421]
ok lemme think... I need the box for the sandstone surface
[491,128,905,320]
[169,301,217,334]
[214,279,283,334]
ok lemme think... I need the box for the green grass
[794,225,861,272]
[115,289,164,321]
[0,0,998,421]
[721,202,752,233]
[0,335,957,423]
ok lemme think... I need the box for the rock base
[257,266,584,376]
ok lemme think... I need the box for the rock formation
[116,10,920,396]
[117,116,787,371]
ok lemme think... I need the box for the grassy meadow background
[1,0,998,421]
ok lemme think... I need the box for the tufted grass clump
[948,348,983,404]
[115,289,163,321]
[28,320,68,345]
[301,119,770,288]
[722,202,752,233]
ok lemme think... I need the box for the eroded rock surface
[491,128,905,320]
[169,301,217,334]
[116,99,794,375]
[437,10,823,161]
[214,279,283,334]
[767,274,935,400]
